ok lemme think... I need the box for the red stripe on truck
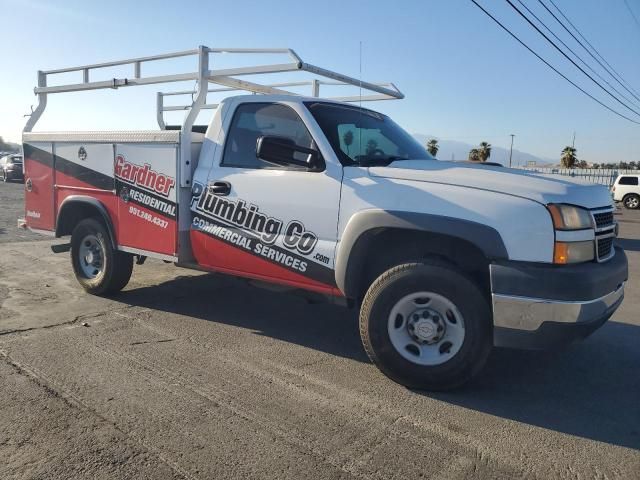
[190,230,341,296]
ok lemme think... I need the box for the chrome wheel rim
[626,197,639,208]
[78,234,105,279]
[387,292,465,366]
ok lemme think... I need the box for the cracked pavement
[0,181,639,479]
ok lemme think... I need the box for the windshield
[305,102,433,166]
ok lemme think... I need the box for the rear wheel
[70,218,133,295]
[359,261,492,390]
[623,194,640,209]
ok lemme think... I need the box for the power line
[505,0,640,118]
[468,0,640,125]
[542,0,640,102]
[514,0,640,110]
[624,0,640,32]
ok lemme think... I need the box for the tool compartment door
[22,141,55,231]
[115,143,178,256]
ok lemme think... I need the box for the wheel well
[56,200,116,248]
[345,228,491,301]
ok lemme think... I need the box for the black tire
[70,218,133,295]
[359,261,492,391]
[623,194,640,210]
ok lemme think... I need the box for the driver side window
[222,103,314,169]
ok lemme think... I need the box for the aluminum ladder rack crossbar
[156,80,401,128]
[23,45,404,188]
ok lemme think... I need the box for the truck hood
[368,160,614,209]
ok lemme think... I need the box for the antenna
[359,40,363,108]
[359,41,363,156]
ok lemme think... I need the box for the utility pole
[509,134,515,168]
[572,131,576,148]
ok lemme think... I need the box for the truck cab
[20,46,628,390]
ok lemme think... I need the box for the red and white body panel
[22,131,203,260]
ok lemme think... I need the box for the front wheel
[359,262,492,390]
[623,194,640,210]
[70,218,133,295]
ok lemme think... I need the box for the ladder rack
[23,45,404,187]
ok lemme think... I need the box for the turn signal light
[553,241,595,264]
[554,242,569,264]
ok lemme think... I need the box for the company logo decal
[189,182,334,284]
[78,147,87,161]
[114,155,177,219]
[191,182,318,254]
[115,155,175,198]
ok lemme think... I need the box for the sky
[0,0,639,165]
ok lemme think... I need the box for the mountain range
[412,134,554,167]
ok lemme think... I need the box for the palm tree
[560,146,577,168]
[478,141,492,162]
[366,139,379,156]
[426,139,439,157]
[468,148,481,162]
[343,130,354,155]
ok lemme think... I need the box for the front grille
[593,210,614,229]
[596,235,614,261]
[591,207,616,262]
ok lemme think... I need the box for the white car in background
[612,174,640,209]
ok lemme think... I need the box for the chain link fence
[516,167,640,188]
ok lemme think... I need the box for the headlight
[547,204,593,230]
[554,241,594,264]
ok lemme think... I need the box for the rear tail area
[20,132,198,261]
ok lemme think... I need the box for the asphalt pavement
[0,179,639,479]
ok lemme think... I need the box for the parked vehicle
[19,47,628,390]
[612,174,640,209]
[1,154,24,182]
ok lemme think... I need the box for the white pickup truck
[20,47,627,390]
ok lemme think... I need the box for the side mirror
[256,135,322,171]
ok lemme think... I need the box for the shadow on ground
[117,273,640,451]
[433,320,640,450]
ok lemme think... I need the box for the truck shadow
[430,321,640,450]
[120,272,368,363]
[118,272,640,451]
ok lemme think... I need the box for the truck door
[190,101,342,295]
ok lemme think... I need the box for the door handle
[207,181,231,196]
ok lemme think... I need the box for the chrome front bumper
[492,282,625,332]
[490,247,628,349]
